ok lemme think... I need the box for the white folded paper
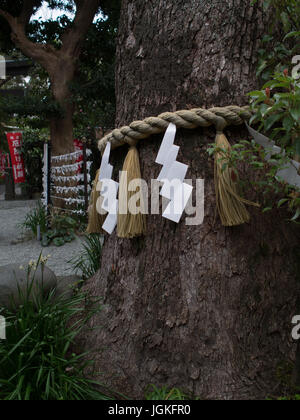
[156,123,193,223]
[162,181,193,223]
[246,124,300,189]
[156,123,178,165]
[97,142,119,234]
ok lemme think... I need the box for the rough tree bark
[0,0,101,155]
[82,0,300,399]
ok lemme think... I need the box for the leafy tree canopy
[0,0,120,137]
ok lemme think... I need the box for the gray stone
[54,275,82,300]
[10,231,34,246]
[0,200,85,276]
[0,264,57,310]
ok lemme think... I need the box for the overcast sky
[32,1,74,21]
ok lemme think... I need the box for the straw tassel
[117,145,147,238]
[86,169,106,234]
[214,132,260,227]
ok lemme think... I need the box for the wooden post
[82,139,89,212]
[46,141,52,228]
[4,154,15,201]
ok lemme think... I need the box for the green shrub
[145,385,188,401]
[20,128,48,197]
[42,213,77,247]
[18,201,48,237]
[20,206,84,247]
[251,0,300,81]
[249,71,300,155]
[68,234,103,280]
[276,394,300,400]
[0,266,112,400]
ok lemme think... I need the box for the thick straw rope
[98,106,252,152]
[93,105,257,232]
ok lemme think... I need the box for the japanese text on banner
[6,132,26,184]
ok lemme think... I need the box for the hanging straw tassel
[214,132,260,227]
[86,169,106,234]
[117,145,147,238]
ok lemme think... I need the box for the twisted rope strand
[98,106,252,153]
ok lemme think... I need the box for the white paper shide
[96,142,119,234]
[247,124,300,189]
[156,123,193,223]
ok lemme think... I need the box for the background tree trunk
[0,0,102,156]
[49,61,76,155]
[50,106,74,156]
[82,0,300,399]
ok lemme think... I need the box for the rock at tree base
[55,275,82,300]
[0,264,57,310]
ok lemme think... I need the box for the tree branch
[0,7,59,74]
[0,0,102,98]
[18,0,43,26]
[0,76,12,88]
[61,0,101,58]
[0,9,15,27]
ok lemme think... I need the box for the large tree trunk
[82,0,300,399]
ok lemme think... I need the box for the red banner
[0,150,9,179]
[6,132,26,184]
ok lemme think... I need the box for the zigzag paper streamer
[247,124,300,189]
[156,123,193,223]
[96,142,119,234]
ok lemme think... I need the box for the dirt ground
[0,199,85,276]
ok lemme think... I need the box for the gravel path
[0,200,85,276]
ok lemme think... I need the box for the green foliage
[249,71,300,155]
[42,212,77,247]
[20,205,80,247]
[0,1,41,53]
[18,201,48,237]
[20,127,49,196]
[207,140,300,222]
[0,273,112,400]
[71,11,120,134]
[68,234,102,281]
[0,1,121,138]
[145,385,189,401]
[245,65,300,224]
[0,95,10,142]
[252,0,300,81]
[211,0,300,223]
[275,394,300,400]
[4,94,63,120]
